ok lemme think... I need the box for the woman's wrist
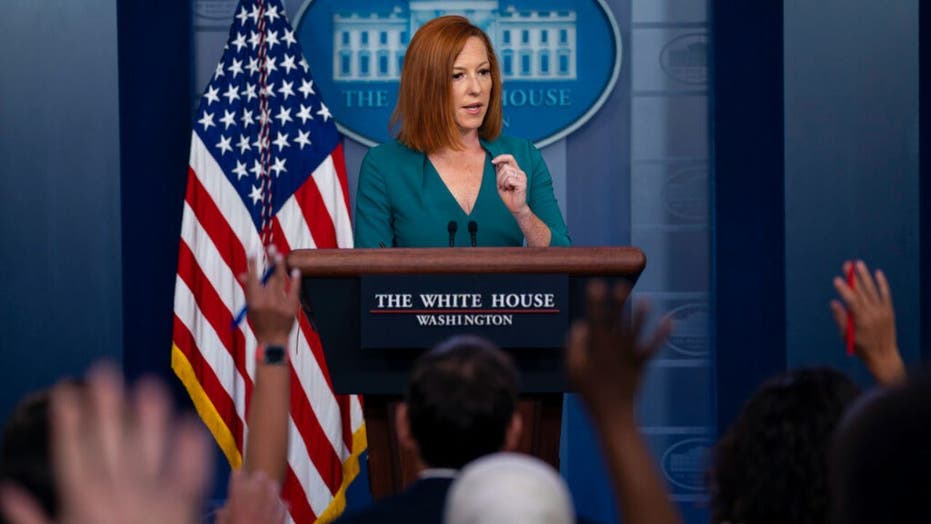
[867,349,906,385]
[511,204,533,221]
[256,342,290,365]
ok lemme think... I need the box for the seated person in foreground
[830,366,931,524]
[709,367,861,524]
[444,452,576,524]
[0,388,61,523]
[354,15,570,248]
[334,335,522,523]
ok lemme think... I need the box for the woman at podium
[353,15,570,249]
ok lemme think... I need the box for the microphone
[447,220,458,247]
[468,220,478,247]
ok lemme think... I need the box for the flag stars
[258,108,270,127]
[283,29,297,48]
[237,135,251,154]
[250,160,264,179]
[295,130,311,149]
[248,5,261,24]
[264,5,281,23]
[198,110,215,131]
[214,62,225,79]
[228,58,244,77]
[271,157,287,177]
[298,79,315,98]
[273,132,290,151]
[300,58,309,73]
[235,7,249,25]
[264,56,278,75]
[232,160,248,180]
[281,54,297,75]
[204,85,220,105]
[275,107,293,126]
[260,82,276,98]
[297,104,314,124]
[216,135,233,155]
[232,33,247,52]
[249,184,263,205]
[241,108,255,128]
[220,110,237,129]
[266,30,280,50]
[223,84,240,104]
[279,80,295,100]
[242,83,257,102]
[246,57,260,76]
[317,103,333,122]
[249,30,262,50]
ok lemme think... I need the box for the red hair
[391,16,503,152]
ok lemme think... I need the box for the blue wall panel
[0,1,122,422]
[784,0,920,381]
[711,0,787,435]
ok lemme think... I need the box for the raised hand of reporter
[0,364,212,524]
[215,469,287,524]
[830,260,905,385]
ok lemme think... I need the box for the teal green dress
[354,135,570,248]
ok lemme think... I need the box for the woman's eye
[479,69,491,76]
[452,73,464,80]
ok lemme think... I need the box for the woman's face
[450,36,492,137]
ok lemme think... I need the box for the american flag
[171,0,365,521]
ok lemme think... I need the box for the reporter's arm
[567,281,681,524]
[241,253,300,483]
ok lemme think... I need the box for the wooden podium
[287,246,645,498]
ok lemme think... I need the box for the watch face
[263,345,287,365]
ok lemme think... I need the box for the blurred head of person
[445,452,575,524]
[0,388,59,523]
[710,367,861,524]
[831,368,931,524]
[399,335,521,469]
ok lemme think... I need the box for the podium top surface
[288,246,645,277]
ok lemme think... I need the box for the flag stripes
[172,23,366,523]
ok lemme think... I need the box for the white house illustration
[332,1,578,82]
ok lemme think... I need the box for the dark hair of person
[709,367,861,524]
[0,390,56,522]
[391,15,503,153]
[405,335,518,469]
[830,368,931,524]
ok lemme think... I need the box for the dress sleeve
[527,144,571,246]
[353,149,394,248]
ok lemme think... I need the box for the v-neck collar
[422,147,492,218]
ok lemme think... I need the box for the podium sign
[289,247,646,497]
[360,274,569,349]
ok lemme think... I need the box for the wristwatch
[259,344,288,365]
